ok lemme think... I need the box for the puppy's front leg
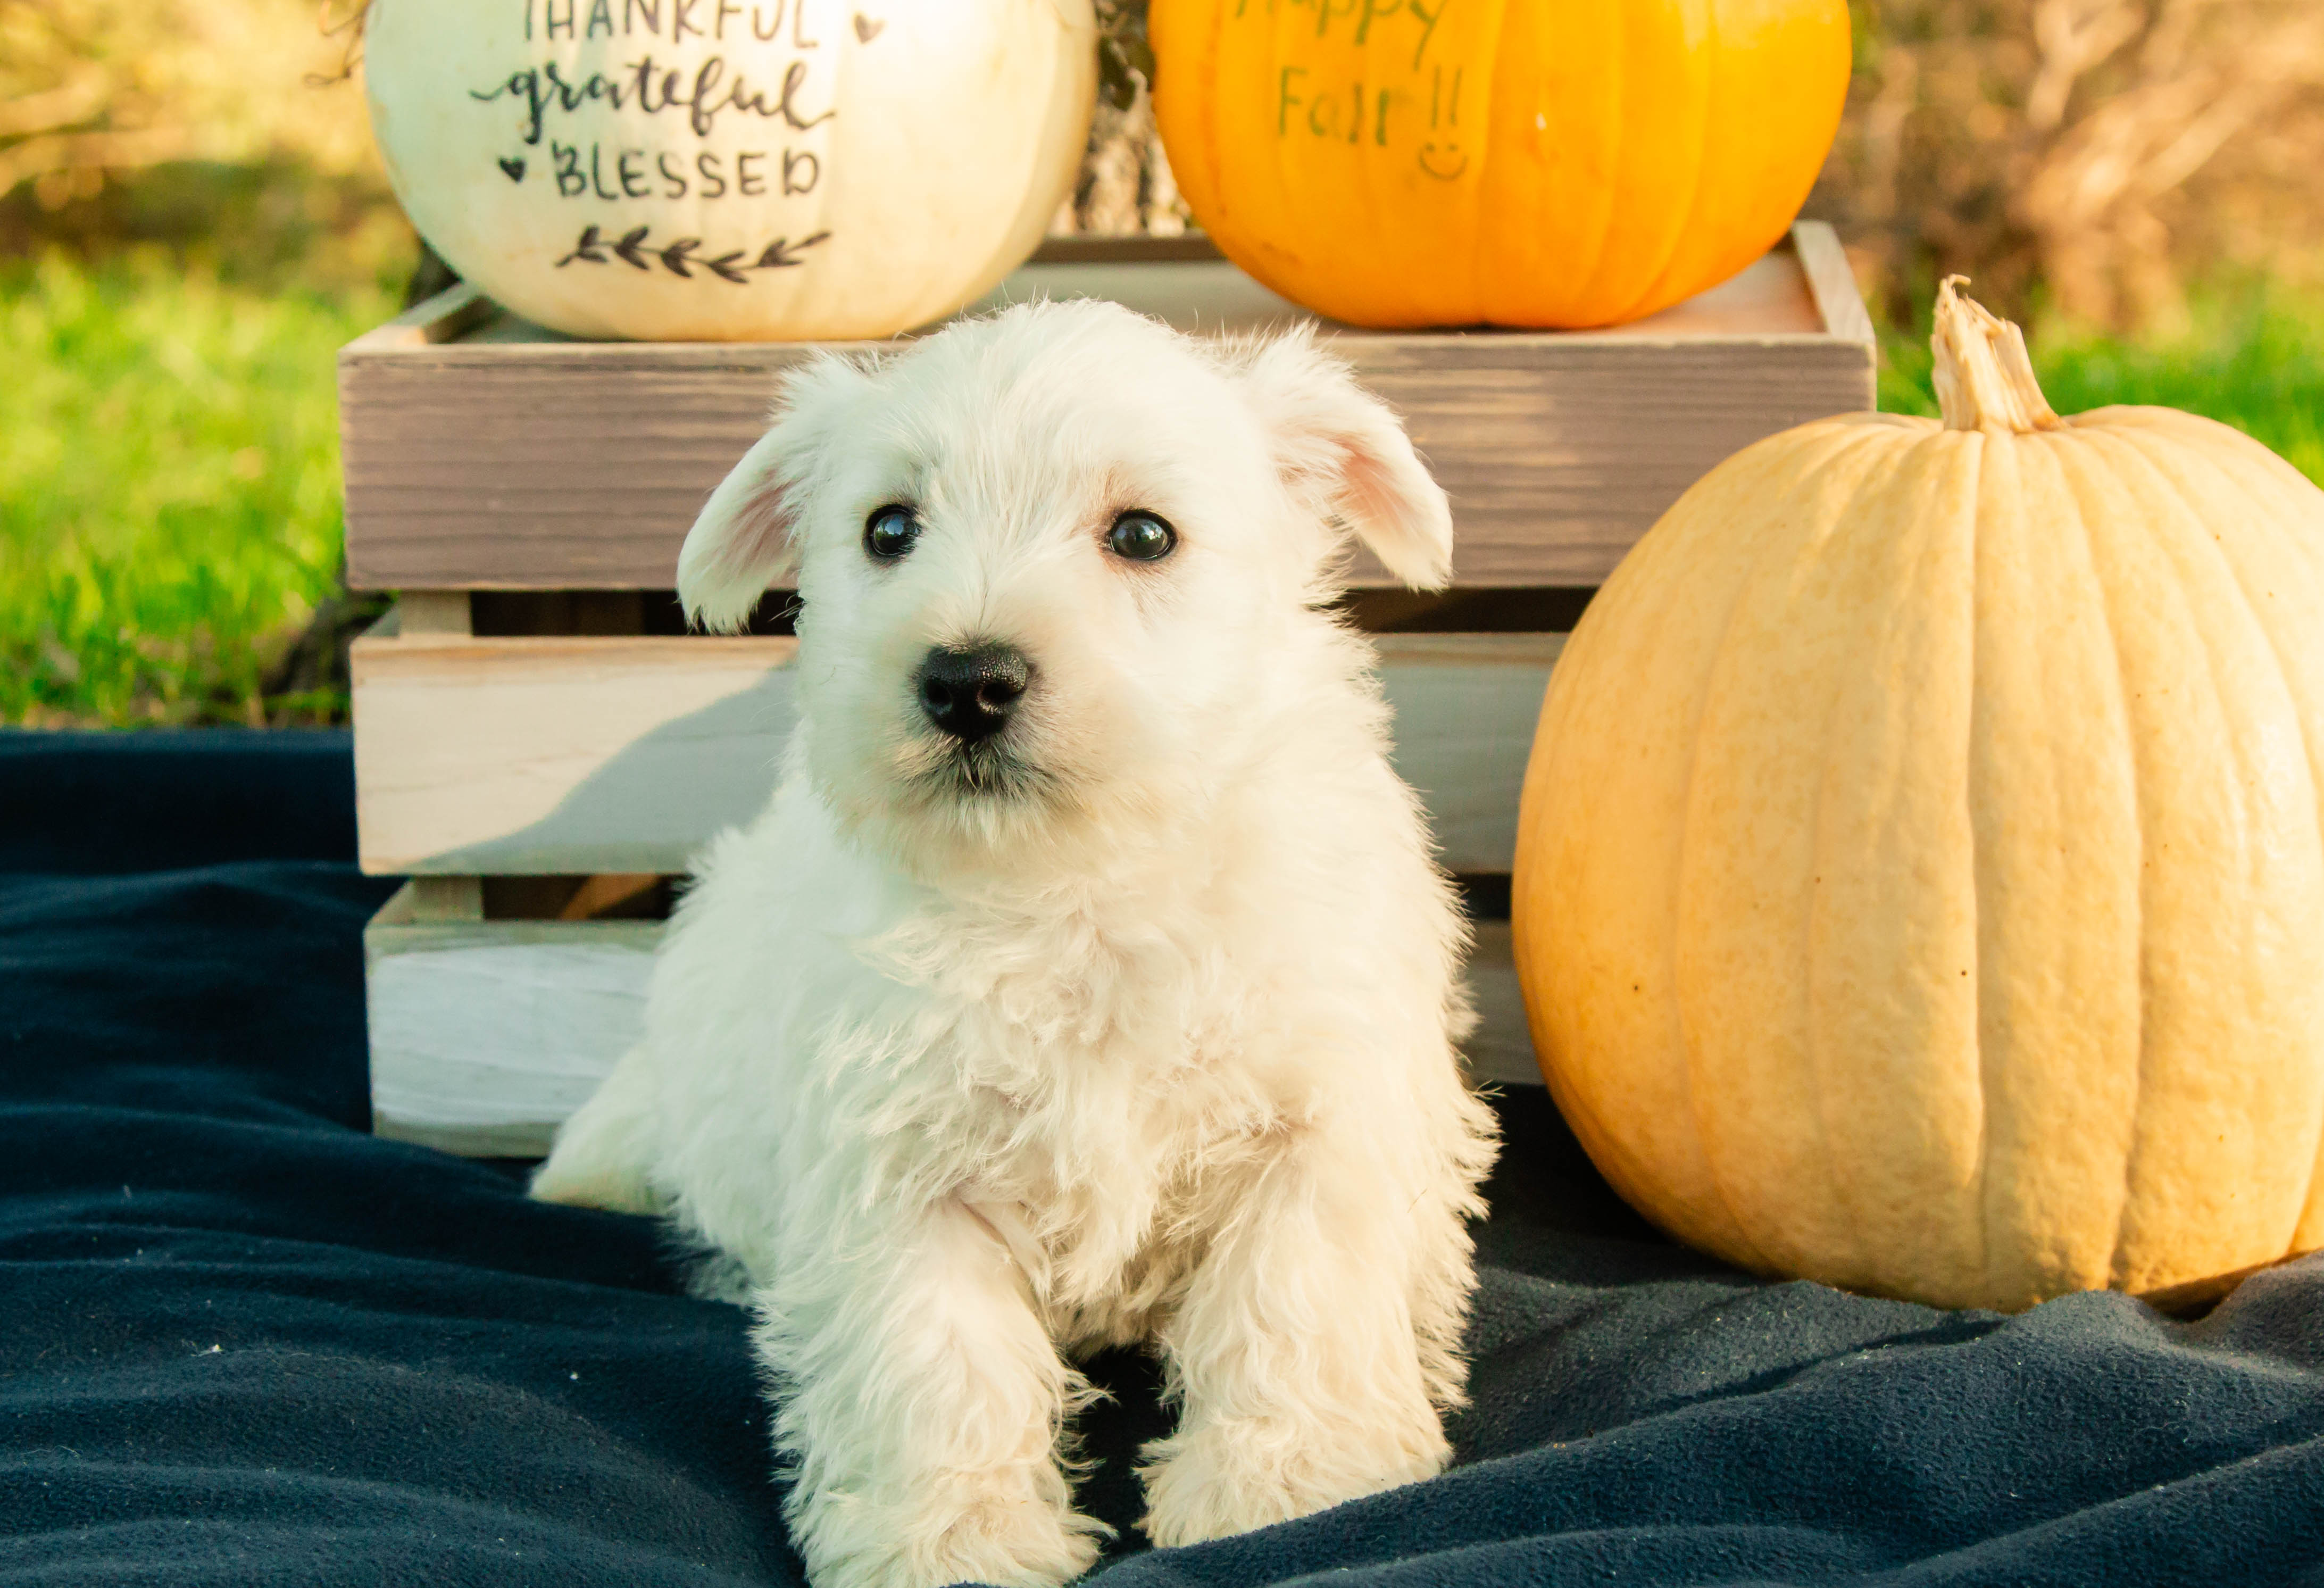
[757,1196,1107,1588]
[1141,1138,1456,1547]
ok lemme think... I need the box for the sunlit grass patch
[0,250,394,725]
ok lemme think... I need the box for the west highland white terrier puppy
[530,297,1500,1588]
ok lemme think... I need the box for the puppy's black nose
[917,644,1030,743]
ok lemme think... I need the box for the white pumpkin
[363,0,1096,340]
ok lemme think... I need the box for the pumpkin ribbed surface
[1513,283,2324,1310]
[1149,0,1851,329]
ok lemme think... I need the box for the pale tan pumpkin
[1513,280,2324,1312]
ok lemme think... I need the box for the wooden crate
[347,225,1878,1154]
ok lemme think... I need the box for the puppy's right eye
[864,505,920,562]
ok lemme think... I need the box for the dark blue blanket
[3,730,2320,1586]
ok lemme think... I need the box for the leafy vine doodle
[555,223,832,281]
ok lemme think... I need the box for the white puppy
[530,297,1500,1588]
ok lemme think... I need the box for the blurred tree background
[5,0,2322,725]
[1819,0,2324,331]
[2,0,401,726]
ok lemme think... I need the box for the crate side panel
[353,633,1557,877]
[1464,922,1538,1088]
[344,341,1871,592]
[342,352,805,590]
[352,635,799,875]
[1346,339,1874,586]
[366,920,659,1157]
[1378,635,1564,871]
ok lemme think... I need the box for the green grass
[1878,288,2324,485]
[0,249,396,726]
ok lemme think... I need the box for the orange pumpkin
[1149,0,1852,329]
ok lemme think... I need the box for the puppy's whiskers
[901,733,1067,810]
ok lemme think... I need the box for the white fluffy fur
[531,299,1500,1588]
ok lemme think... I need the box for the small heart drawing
[498,157,526,183]
[853,13,883,41]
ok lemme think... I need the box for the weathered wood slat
[366,880,665,1158]
[365,892,1540,1159]
[1356,338,1870,585]
[1791,220,1878,351]
[351,625,1563,877]
[352,629,803,876]
[340,224,1875,592]
[1373,634,1571,871]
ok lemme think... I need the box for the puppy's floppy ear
[1234,328,1455,591]
[677,355,867,633]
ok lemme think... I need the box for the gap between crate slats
[365,888,1539,1160]
[353,624,1567,878]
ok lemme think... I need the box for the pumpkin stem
[1930,277,2062,434]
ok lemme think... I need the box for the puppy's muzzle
[917,644,1030,745]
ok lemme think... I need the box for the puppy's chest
[901,905,1272,1120]
[953,1060,1276,1334]
[940,990,1282,1190]
[921,948,1288,1304]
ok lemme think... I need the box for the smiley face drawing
[1419,64,1466,180]
[1418,140,1468,180]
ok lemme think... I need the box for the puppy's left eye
[864,505,921,562]
[1106,511,1177,563]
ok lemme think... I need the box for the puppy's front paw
[1138,1415,1450,1549]
[796,1485,1106,1588]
